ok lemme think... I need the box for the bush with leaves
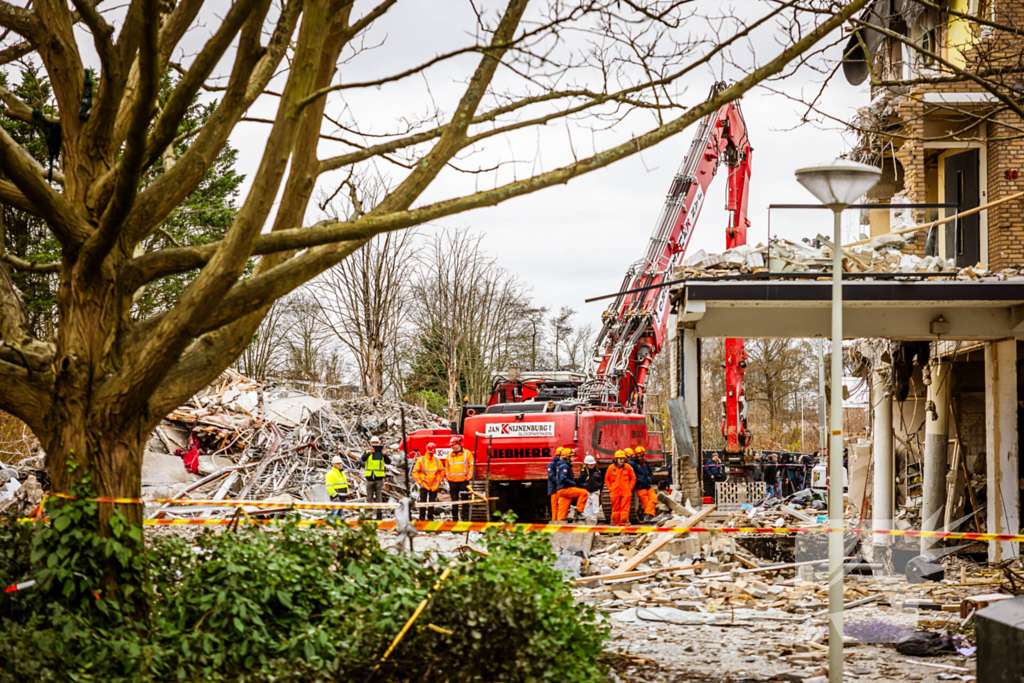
[1,502,607,682]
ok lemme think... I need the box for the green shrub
[0,505,607,682]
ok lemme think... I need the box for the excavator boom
[583,83,753,458]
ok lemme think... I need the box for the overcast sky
[111,1,868,331]
[226,1,868,326]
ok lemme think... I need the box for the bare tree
[312,196,414,397]
[563,321,595,373]
[0,0,869,566]
[410,229,531,417]
[235,297,289,381]
[744,338,816,434]
[519,306,548,370]
[549,306,575,369]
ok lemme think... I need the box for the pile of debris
[676,233,1024,280]
[574,505,1022,682]
[138,370,444,517]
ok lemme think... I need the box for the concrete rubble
[578,505,1021,682]
[677,234,1024,280]
[8,368,445,519]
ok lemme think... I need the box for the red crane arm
[584,84,752,428]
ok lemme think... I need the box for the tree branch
[2,253,60,272]
[121,0,292,246]
[141,0,257,173]
[79,0,158,271]
[131,0,872,341]
[0,2,38,39]
[106,0,335,411]
[0,179,40,214]
[0,39,32,66]
[0,125,89,249]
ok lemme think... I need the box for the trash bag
[895,630,955,656]
[905,553,945,584]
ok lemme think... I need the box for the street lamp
[795,158,879,683]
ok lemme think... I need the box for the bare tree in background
[235,298,289,381]
[0,0,870,570]
[312,178,413,398]
[519,306,548,370]
[410,229,531,417]
[461,264,532,404]
[549,306,575,369]
[744,338,816,434]
[563,321,595,373]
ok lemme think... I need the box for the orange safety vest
[413,454,445,491]
[446,448,474,482]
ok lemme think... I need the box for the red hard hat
[450,435,462,444]
[426,442,437,452]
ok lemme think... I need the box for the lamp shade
[794,158,881,208]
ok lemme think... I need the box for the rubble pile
[574,507,1019,682]
[677,233,1024,279]
[140,370,444,517]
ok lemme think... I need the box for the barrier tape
[15,517,1022,541]
[46,492,143,505]
[44,491,488,510]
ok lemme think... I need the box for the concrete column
[920,359,950,553]
[872,368,894,546]
[985,340,1020,563]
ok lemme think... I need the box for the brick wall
[870,2,1024,267]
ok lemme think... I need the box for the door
[943,149,980,267]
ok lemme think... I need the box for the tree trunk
[42,399,148,598]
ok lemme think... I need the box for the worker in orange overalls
[605,450,636,526]
[547,447,563,521]
[554,446,588,522]
[446,435,475,521]
[412,442,446,521]
[630,445,657,523]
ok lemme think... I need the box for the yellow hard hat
[624,448,635,457]
[614,450,626,459]
[562,446,575,457]
[554,446,565,456]
[635,446,646,455]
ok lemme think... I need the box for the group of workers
[547,445,657,526]
[324,435,477,522]
[327,436,660,526]
[703,448,837,500]
[409,436,475,522]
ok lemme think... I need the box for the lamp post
[795,159,879,683]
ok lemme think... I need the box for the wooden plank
[614,505,716,574]
[575,563,707,585]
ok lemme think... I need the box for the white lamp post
[795,159,879,683]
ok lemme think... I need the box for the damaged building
[662,1,1024,569]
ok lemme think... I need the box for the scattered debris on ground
[575,507,1021,682]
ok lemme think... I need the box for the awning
[677,280,1024,340]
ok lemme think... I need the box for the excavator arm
[583,83,753,454]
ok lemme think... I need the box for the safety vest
[325,467,349,497]
[364,449,386,479]
[446,448,474,482]
[413,454,445,491]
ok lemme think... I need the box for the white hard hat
[370,436,381,445]
[331,455,343,465]
[584,455,597,465]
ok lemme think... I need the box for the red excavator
[402,84,753,520]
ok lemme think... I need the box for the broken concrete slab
[142,450,195,486]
